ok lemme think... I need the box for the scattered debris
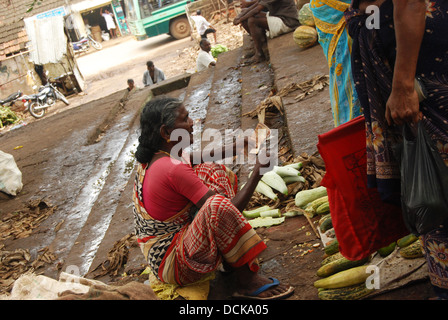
[0,246,57,295]
[243,75,330,123]
[88,233,138,279]
[0,198,56,242]
[0,199,58,295]
[278,74,329,101]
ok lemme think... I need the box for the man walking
[190,10,217,43]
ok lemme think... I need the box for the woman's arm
[230,161,264,212]
[385,0,426,126]
[193,151,269,213]
[190,137,249,166]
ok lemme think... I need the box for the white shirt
[143,67,166,86]
[196,50,215,72]
[102,13,116,30]
[190,15,210,36]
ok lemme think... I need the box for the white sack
[0,150,23,196]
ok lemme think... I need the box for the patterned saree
[133,160,266,286]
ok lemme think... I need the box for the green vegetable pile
[211,44,228,58]
[0,106,20,128]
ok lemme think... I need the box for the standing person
[100,8,117,39]
[143,61,166,87]
[190,10,217,43]
[233,0,299,63]
[133,96,294,300]
[310,0,361,127]
[196,39,216,72]
[345,0,448,299]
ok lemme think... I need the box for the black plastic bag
[395,122,448,236]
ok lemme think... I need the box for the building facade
[0,0,128,99]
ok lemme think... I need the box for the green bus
[123,0,191,40]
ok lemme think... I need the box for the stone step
[148,72,191,96]
[201,46,243,141]
[182,67,215,152]
[266,32,334,157]
[238,34,274,183]
[54,88,152,278]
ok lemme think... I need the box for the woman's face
[172,104,194,145]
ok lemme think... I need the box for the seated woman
[133,96,294,300]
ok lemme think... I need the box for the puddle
[75,117,140,275]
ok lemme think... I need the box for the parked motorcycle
[21,81,69,119]
[72,33,102,54]
[0,90,22,107]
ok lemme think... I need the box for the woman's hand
[385,84,422,126]
[253,146,272,174]
[231,148,271,212]
[386,0,426,126]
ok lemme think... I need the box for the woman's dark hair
[135,96,183,163]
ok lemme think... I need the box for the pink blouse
[142,156,209,221]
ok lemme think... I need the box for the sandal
[232,277,294,300]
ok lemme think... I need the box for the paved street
[58,34,195,115]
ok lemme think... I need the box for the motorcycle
[21,81,69,119]
[72,33,102,54]
[0,90,22,107]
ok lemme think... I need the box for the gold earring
[166,139,171,143]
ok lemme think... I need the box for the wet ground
[0,23,436,301]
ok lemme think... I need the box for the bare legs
[109,28,116,39]
[246,13,268,63]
